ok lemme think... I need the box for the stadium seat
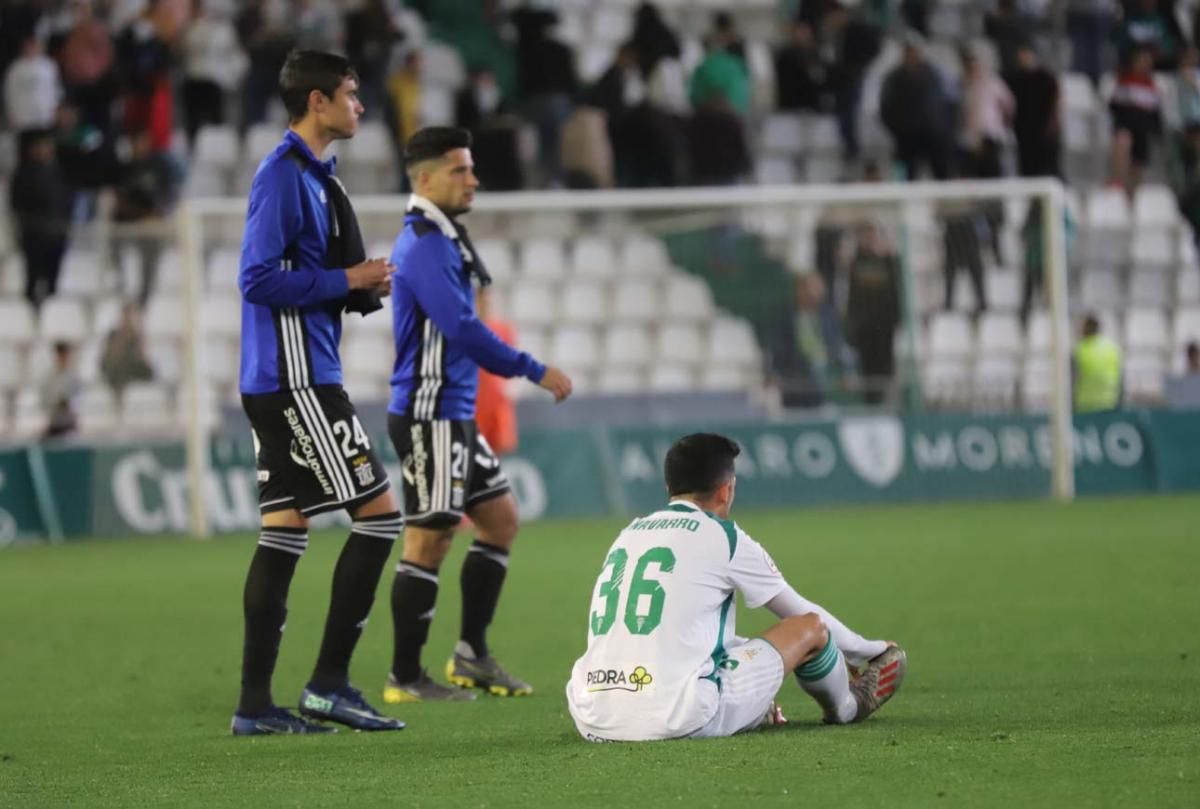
[570,237,617,279]
[1128,269,1173,306]
[420,86,455,126]
[549,325,602,371]
[755,156,796,185]
[344,121,395,169]
[802,156,844,183]
[1133,184,1178,229]
[193,125,240,171]
[77,385,118,435]
[1130,230,1174,268]
[473,239,515,284]
[595,367,643,393]
[761,114,804,155]
[921,358,970,407]
[120,382,175,431]
[0,343,23,391]
[11,388,47,438]
[647,364,695,392]
[1021,357,1055,411]
[700,365,749,391]
[91,296,125,337]
[509,284,557,328]
[1063,73,1097,116]
[1173,307,1200,347]
[663,275,715,321]
[984,271,1022,312]
[801,115,841,153]
[1,255,23,297]
[513,326,545,365]
[203,337,240,387]
[342,332,392,383]
[144,297,187,340]
[976,312,1023,356]
[0,298,36,345]
[519,238,567,281]
[655,323,705,366]
[926,312,974,360]
[972,355,1019,408]
[604,324,653,368]
[1079,270,1123,311]
[1176,268,1200,304]
[611,279,661,322]
[201,296,241,339]
[1123,308,1170,354]
[243,124,283,170]
[619,235,671,274]
[421,41,467,89]
[58,249,104,296]
[562,282,608,324]
[38,297,90,344]
[589,7,631,45]
[706,317,761,367]
[1124,352,1166,403]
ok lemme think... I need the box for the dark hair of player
[664,433,740,497]
[404,126,473,170]
[279,50,359,123]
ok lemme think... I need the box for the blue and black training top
[238,130,350,394]
[388,196,545,421]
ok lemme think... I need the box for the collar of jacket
[283,129,336,175]
[407,194,474,261]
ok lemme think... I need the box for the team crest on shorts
[352,457,376,487]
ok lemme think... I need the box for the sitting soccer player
[565,433,906,742]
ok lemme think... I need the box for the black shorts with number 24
[243,385,391,517]
[387,414,511,529]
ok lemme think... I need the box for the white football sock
[767,586,888,666]
[795,635,857,724]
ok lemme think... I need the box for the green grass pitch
[1,495,1197,808]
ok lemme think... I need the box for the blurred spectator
[706,12,746,66]
[631,2,681,78]
[686,99,751,185]
[115,0,179,151]
[56,0,117,136]
[474,287,519,455]
[1166,116,1200,251]
[774,20,825,112]
[41,342,81,440]
[844,223,902,405]
[560,98,615,189]
[1118,0,1182,71]
[820,3,882,163]
[4,34,62,141]
[1186,342,1200,375]
[1004,42,1061,178]
[940,200,988,314]
[344,0,407,129]
[55,102,120,221]
[1018,198,1075,324]
[513,7,578,187]
[770,272,828,409]
[235,0,296,131]
[111,132,185,305]
[456,68,524,191]
[595,43,679,188]
[900,0,930,35]
[101,303,155,396]
[181,0,246,143]
[1073,313,1123,412]
[294,0,343,52]
[1108,47,1162,198]
[881,38,952,180]
[1164,47,1200,131]
[689,35,750,117]
[0,1,42,91]
[1066,0,1116,85]
[388,49,422,144]
[984,0,1036,76]
[959,47,1013,180]
[10,130,72,308]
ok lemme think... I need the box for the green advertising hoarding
[0,410,1194,543]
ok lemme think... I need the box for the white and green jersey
[565,499,787,740]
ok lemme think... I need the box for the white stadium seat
[927,312,974,360]
[647,364,694,392]
[193,125,240,170]
[120,382,175,431]
[984,271,1022,312]
[1022,357,1054,411]
[202,296,241,339]
[11,388,47,438]
[203,337,240,387]
[611,279,660,322]
[146,339,183,384]
[700,365,750,391]
[663,275,715,321]
[77,385,118,435]
[1173,307,1200,347]
[519,238,567,281]
[972,356,1019,407]
[976,312,1023,356]
[619,236,671,274]
[38,297,91,344]
[1079,270,1123,311]
[595,367,643,393]
[0,343,23,391]
[570,237,617,279]
[761,114,805,154]
[655,323,705,366]
[1133,184,1178,228]
[1086,188,1131,230]
[1123,308,1170,354]
[1124,352,1166,402]
[604,324,653,368]
[473,239,515,284]
[922,358,970,407]
[549,325,602,371]
[706,317,760,367]
[1177,268,1200,304]
[509,284,557,328]
[144,297,187,340]
[561,282,608,324]
[0,298,36,345]
[1128,269,1173,307]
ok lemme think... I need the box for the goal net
[176,179,1073,536]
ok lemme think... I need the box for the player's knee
[786,613,828,648]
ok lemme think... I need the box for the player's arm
[238,162,371,307]
[403,237,548,382]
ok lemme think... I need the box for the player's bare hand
[346,258,392,290]
[538,365,573,403]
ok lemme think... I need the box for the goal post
[178,177,1074,538]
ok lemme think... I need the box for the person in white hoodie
[4,33,62,140]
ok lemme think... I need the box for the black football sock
[459,540,510,659]
[390,560,440,683]
[309,513,402,694]
[237,527,308,717]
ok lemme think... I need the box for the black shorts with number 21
[388,415,510,529]
[243,385,390,516]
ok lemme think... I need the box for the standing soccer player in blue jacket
[383,127,573,703]
[231,50,405,735]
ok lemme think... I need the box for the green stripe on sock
[796,636,839,682]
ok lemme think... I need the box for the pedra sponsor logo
[586,666,653,693]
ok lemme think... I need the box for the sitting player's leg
[297,489,406,730]
[233,506,334,735]
[384,521,476,702]
[449,490,532,696]
[764,613,858,724]
[766,585,889,666]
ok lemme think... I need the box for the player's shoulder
[251,148,304,191]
